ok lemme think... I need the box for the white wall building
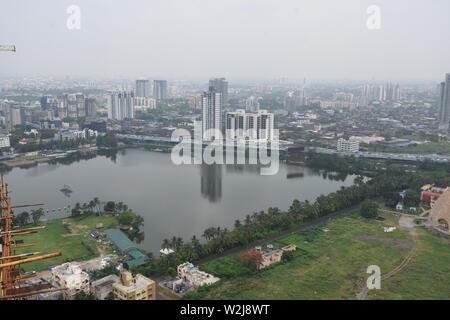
[108,91,135,121]
[201,88,223,141]
[51,262,90,299]
[337,138,360,153]
[0,135,10,148]
[226,109,274,142]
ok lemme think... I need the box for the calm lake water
[5,149,356,254]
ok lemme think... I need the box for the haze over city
[1,0,450,81]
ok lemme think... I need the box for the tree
[118,211,134,226]
[239,250,263,270]
[360,200,379,219]
[73,291,96,300]
[404,189,421,208]
[31,208,44,225]
[104,201,116,213]
[15,211,30,227]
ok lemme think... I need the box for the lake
[5,148,356,254]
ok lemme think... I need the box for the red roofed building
[421,191,442,207]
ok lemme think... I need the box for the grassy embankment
[15,215,120,272]
[186,211,450,300]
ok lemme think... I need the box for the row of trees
[14,208,45,227]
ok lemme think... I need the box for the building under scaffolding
[0,175,64,299]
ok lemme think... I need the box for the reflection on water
[200,163,222,202]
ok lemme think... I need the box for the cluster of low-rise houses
[27,260,156,300]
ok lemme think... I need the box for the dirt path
[357,213,418,300]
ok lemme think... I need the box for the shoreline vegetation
[14,198,145,272]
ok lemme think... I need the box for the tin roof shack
[51,262,90,299]
[112,270,156,300]
[257,244,297,270]
[177,262,220,289]
[91,274,120,300]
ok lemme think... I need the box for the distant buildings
[361,83,401,105]
[209,78,228,106]
[134,97,156,109]
[53,128,98,141]
[245,96,260,112]
[112,269,156,300]
[108,91,135,121]
[337,138,360,153]
[201,86,223,141]
[135,79,150,98]
[0,135,10,148]
[225,109,274,142]
[438,73,450,131]
[153,80,168,101]
[84,97,98,119]
[50,262,90,299]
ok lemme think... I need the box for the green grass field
[14,215,120,272]
[186,211,450,300]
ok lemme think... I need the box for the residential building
[50,262,90,299]
[153,80,168,101]
[245,96,260,112]
[134,96,156,109]
[135,79,150,98]
[112,270,156,300]
[0,135,10,148]
[225,109,274,142]
[209,78,228,105]
[84,97,98,119]
[108,91,135,121]
[177,262,220,288]
[201,87,223,141]
[337,138,360,153]
[255,244,296,270]
[91,274,120,300]
[438,73,450,131]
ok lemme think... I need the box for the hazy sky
[1,0,449,81]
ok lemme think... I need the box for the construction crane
[0,45,15,52]
[0,175,64,299]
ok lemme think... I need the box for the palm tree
[162,238,171,250]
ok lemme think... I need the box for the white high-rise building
[135,80,150,98]
[226,109,274,142]
[108,91,134,121]
[337,138,360,153]
[201,87,223,141]
[438,73,450,131]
